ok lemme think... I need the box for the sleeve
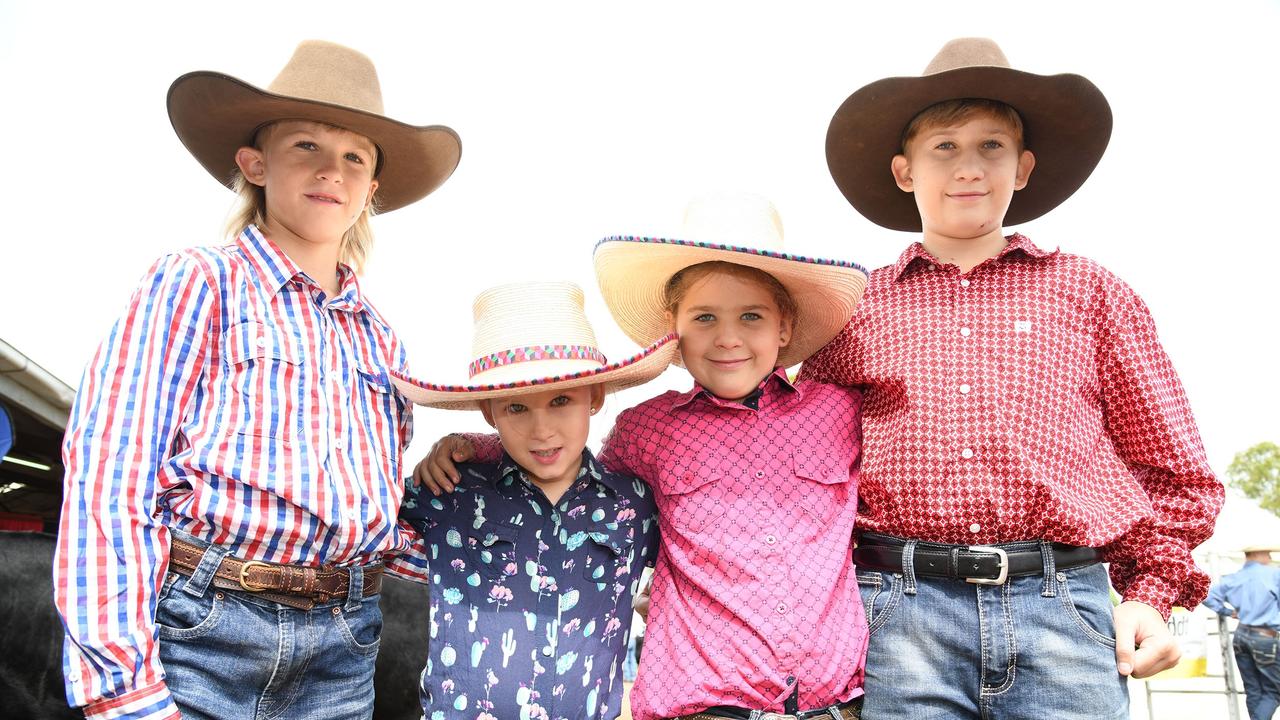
[382,478,437,583]
[54,253,216,719]
[596,408,648,479]
[1094,277,1224,618]
[1201,578,1232,616]
[461,432,503,463]
[797,318,860,386]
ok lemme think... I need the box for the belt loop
[748,711,764,720]
[1039,541,1057,597]
[902,540,918,596]
[827,705,843,719]
[344,565,364,611]
[183,540,230,598]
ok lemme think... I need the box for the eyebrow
[685,304,771,313]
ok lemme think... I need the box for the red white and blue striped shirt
[54,226,419,720]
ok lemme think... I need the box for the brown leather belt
[168,538,382,611]
[674,699,860,720]
[1241,625,1280,638]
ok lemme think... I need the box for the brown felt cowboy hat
[167,40,461,213]
[826,37,1112,232]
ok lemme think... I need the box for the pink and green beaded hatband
[468,344,606,379]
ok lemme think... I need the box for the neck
[533,464,581,505]
[921,227,1008,273]
[260,220,344,298]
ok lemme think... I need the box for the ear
[365,178,379,208]
[1014,149,1036,191]
[478,401,497,428]
[891,154,913,192]
[778,315,794,348]
[663,309,677,333]
[588,385,606,415]
[235,146,267,187]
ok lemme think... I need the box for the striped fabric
[54,226,421,719]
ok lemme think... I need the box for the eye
[693,313,715,323]
[982,139,1004,150]
[294,140,318,151]
[549,395,571,407]
[741,312,762,322]
[505,402,528,414]
[345,151,366,164]
[934,140,956,151]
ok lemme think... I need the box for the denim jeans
[855,542,1128,719]
[156,534,383,720]
[1233,626,1280,720]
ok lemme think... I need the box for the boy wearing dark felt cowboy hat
[54,40,458,720]
[803,37,1222,718]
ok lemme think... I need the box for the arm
[1201,579,1234,617]
[1094,278,1223,677]
[54,253,216,719]
[411,432,502,494]
[796,318,859,386]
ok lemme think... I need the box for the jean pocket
[1056,565,1117,649]
[1252,635,1279,667]
[334,602,383,658]
[156,575,225,640]
[856,569,900,635]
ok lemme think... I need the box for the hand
[633,574,653,621]
[412,434,475,495]
[1113,600,1180,678]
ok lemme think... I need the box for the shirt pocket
[466,521,519,582]
[581,527,635,586]
[222,320,303,442]
[793,449,851,525]
[658,464,730,533]
[355,366,408,458]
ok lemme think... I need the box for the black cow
[0,532,429,720]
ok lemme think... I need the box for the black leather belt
[854,532,1099,585]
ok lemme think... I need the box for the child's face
[481,385,604,490]
[668,272,792,402]
[891,114,1035,245]
[235,120,379,248]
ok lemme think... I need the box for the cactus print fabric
[400,449,659,720]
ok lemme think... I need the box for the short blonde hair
[901,98,1025,153]
[223,122,380,274]
[663,261,797,325]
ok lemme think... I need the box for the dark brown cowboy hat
[167,40,461,213]
[826,37,1111,232]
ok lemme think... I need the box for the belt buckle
[965,545,1009,585]
[238,560,273,592]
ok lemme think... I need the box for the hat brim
[593,237,867,368]
[826,66,1112,231]
[1243,545,1280,554]
[391,334,679,410]
[167,72,462,213]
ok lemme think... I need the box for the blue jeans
[856,542,1128,719]
[1234,626,1280,720]
[156,534,383,720]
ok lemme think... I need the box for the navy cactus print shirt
[400,449,659,720]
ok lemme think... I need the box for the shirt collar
[671,366,799,411]
[494,448,626,499]
[890,232,1057,282]
[234,225,367,312]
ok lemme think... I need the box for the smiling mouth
[305,193,343,205]
[530,448,562,465]
[709,358,749,368]
[947,191,988,199]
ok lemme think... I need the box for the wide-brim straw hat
[826,37,1112,232]
[594,193,868,369]
[167,40,461,213]
[1243,544,1280,554]
[391,282,678,410]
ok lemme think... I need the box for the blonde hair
[901,98,1026,153]
[223,122,380,274]
[663,261,797,325]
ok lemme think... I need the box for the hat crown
[267,40,384,115]
[923,37,1011,76]
[468,282,605,381]
[680,193,785,250]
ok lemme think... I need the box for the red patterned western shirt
[799,233,1222,618]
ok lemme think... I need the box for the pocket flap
[471,523,518,548]
[661,465,722,496]
[792,450,848,485]
[357,367,393,393]
[224,321,301,366]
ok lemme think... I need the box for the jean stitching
[1057,569,1118,649]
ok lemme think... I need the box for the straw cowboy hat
[594,193,868,369]
[1243,544,1280,554]
[391,282,678,410]
[826,37,1112,232]
[167,40,461,213]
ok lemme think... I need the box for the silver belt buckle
[965,546,1009,585]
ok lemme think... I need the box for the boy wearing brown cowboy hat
[390,281,676,720]
[53,41,458,719]
[805,37,1223,717]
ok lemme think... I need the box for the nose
[714,325,743,349]
[528,409,555,440]
[953,150,985,182]
[315,150,344,183]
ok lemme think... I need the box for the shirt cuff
[84,682,180,720]
[1122,578,1177,620]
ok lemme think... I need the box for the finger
[429,456,457,494]
[1114,617,1136,677]
[1131,635,1181,678]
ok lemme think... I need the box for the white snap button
[542,647,554,657]
[765,535,777,545]
[960,327,972,337]
[961,448,974,459]
[776,603,787,614]
[959,384,971,394]
[969,523,981,533]
[255,337,266,347]
[754,470,764,479]
[960,279,971,288]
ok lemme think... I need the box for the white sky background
[1,1,1277,482]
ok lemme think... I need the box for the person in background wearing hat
[390,281,674,720]
[807,37,1223,717]
[418,195,871,720]
[53,41,460,720]
[1204,546,1280,720]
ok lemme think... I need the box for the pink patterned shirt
[602,370,865,718]
[799,233,1223,617]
